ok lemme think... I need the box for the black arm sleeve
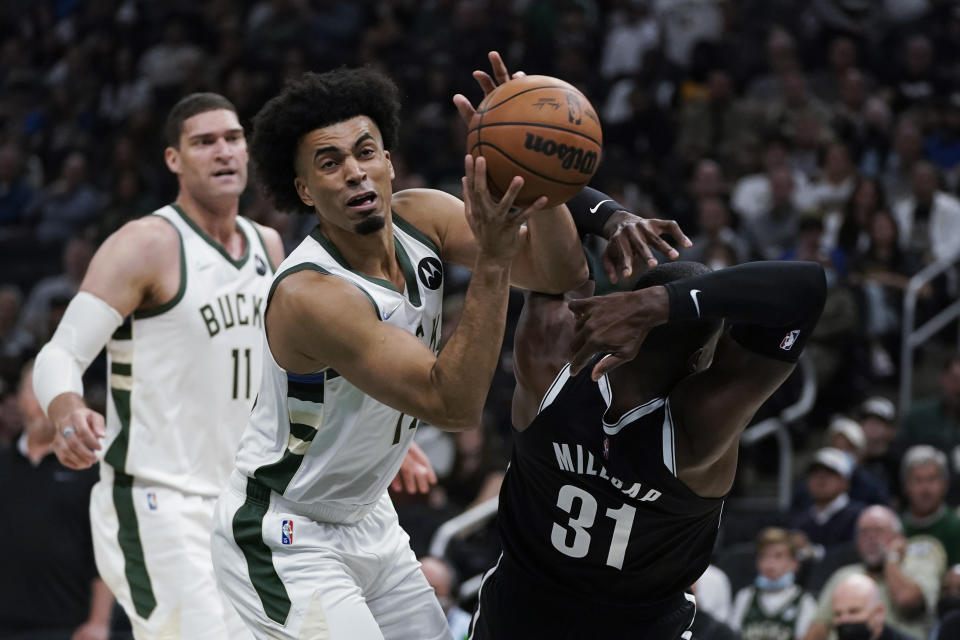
[663,261,827,361]
[565,186,626,237]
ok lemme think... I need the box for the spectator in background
[828,574,914,640]
[924,95,960,186]
[881,118,926,205]
[849,209,925,380]
[138,20,204,96]
[858,397,902,504]
[934,566,960,640]
[0,361,113,639]
[598,1,659,82]
[781,216,847,281]
[826,416,890,508]
[793,448,867,548]
[678,196,750,265]
[898,353,960,499]
[675,68,758,170]
[728,527,818,639]
[891,161,960,264]
[98,47,153,125]
[890,34,943,114]
[18,235,94,341]
[26,151,106,246]
[810,143,858,248]
[665,157,730,238]
[899,445,960,566]
[0,285,33,383]
[805,505,944,640]
[696,564,733,626]
[731,136,816,224]
[744,166,804,260]
[836,177,886,260]
[0,142,34,230]
[419,556,472,640]
[809,36,862,104]
[746,26,801,102]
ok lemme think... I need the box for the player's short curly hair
[250,67,402,214]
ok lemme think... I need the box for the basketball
[466,75,603,208]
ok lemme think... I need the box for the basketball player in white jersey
[31,93,286,639]
[209,57,588,638]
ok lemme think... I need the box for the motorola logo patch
[417,257,443,290]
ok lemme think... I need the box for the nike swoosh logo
[383,300,404,320]
[589,199,612,214]
[690,289,702,317]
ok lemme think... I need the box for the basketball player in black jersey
[469,259,827,640]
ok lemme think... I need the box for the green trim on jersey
[393,236,421,307]
[171,203,251,269]
[112,317,132,340]
[233,480,292,625]
[134,215,188,319]
[250,221,277,273]
[252,421,320,495]
[112,473,157,618]
[308,225,421,306]
[104,387,131,470]
[393,212,440,256]
[111,362,131,376]
[267,263,383,321]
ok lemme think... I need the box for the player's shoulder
[392,188,461,235]
[98,215,181,267]
[272,264,370,314]
[248,219,286,266]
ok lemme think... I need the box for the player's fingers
[569,340,600,377]
[415,467,431,493]
[635,224,678,261]
[601,237,625,283]
[610,233,634,280]
[390,475,402,493]
[511,195,546,224]
[473,70,497,95]
[74,422,101,453]
[661,219,693,248]
[624,225,657,268]
[452,94,477,125]
[497,175,525,211]
[488,51,510,85]
[88,411,106,440]
[592,354,628,380]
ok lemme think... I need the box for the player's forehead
[180,108,242,140]
[299,116,382,154]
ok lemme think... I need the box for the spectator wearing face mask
[829,574,913,640]
[728,527,818,639]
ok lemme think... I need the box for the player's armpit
[669,333,796,497]
[265,270,475,430]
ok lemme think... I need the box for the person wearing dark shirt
[792,448,867,548]
[469,260,826,639]
[0,363,112,639]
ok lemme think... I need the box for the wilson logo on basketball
[523,134,598,174]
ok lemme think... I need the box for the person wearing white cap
[858,397,901,503]
[827,416,890,507]
[792,447,868,547]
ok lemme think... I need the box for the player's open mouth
[346,192,377,210]
[212,169,237,177]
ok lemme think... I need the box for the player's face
[166,109,248,201]
[294,116,395,236]
[757,542,797,580]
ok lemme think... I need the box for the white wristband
[33,291,123,415]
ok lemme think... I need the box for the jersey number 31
[551,484,635,570]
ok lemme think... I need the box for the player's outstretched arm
[34,217,178,468]
[269,160,547,432]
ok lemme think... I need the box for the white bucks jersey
[234,215,443,514]
[103,204,274,496]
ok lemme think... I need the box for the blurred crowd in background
[2,1,960,639]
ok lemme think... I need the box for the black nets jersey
[496,363,726,608]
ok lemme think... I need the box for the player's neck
[606,363,682,412]
[175,191,241,248]
[319,217,404,289]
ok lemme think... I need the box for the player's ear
[164,146,180,174]
[385,150,395,181]
[294,177,314,208]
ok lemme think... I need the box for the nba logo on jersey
[780,330,800,351]
[281,520,294,545]
[146,492,158,510]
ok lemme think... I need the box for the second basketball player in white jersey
[33,94,286,639]
[209,60,588,638]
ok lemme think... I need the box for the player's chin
[354,212,386,236]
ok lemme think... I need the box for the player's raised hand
[603,212,692,282]
[52,406,105,469]
[453,50,526,127]
[567,286,670,380]
[390,441,438,494]
[462,154,547,262]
